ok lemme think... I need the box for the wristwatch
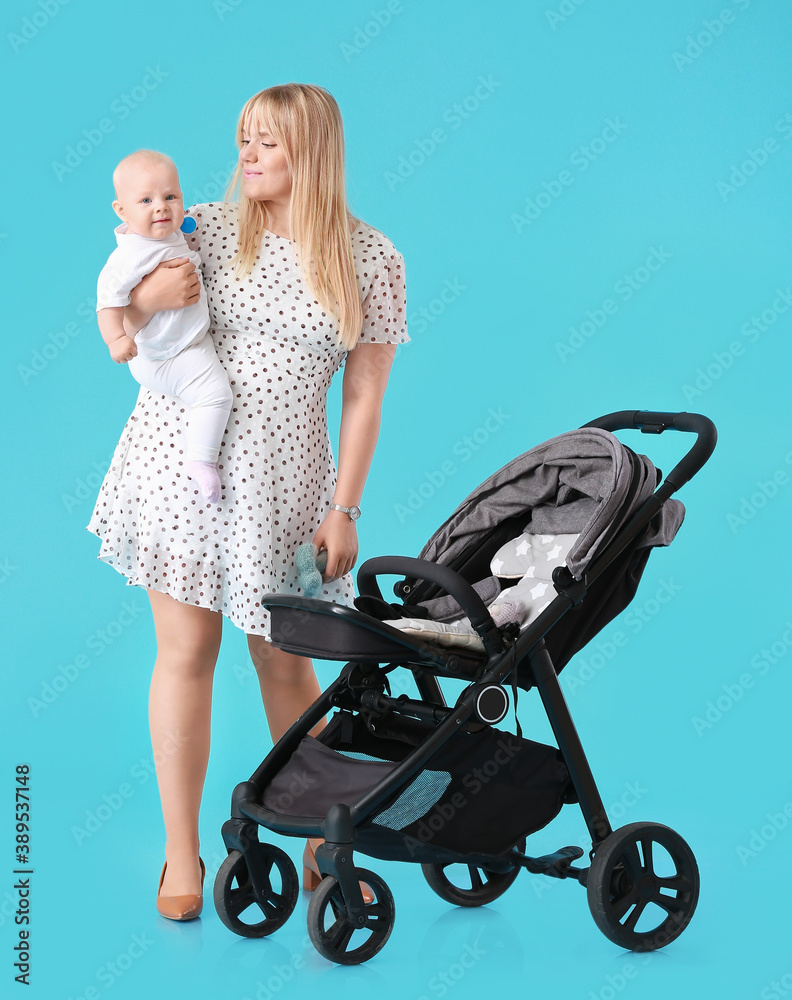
[329,502,361,521]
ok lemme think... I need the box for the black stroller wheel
[213,845,299,938]
[587,822,699,951]
[306,869,395,965]
[421,840,525,907]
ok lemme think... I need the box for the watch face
[349,506,361,520]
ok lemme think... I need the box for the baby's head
[112,150,185,239]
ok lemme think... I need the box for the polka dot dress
[87,202,409,636]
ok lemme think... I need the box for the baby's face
[114,161,185,239]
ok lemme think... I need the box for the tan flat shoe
[156,857,205,921]
[303,839,373,904]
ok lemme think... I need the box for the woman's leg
[148,590,222,896]
[247,636,322,741]
[248,636,373,900]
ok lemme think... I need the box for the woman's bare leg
[148,590,222,896]
[248,636,372,898]
[247,636,323,741]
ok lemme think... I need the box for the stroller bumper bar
[357,555,506,655]
[584,409,717,491]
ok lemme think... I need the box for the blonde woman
[88,84,408,920]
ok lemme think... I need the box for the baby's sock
[186,460,222,504]
[490,601,526,627]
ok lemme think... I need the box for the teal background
[2,0,791,996]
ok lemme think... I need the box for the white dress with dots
[87,202,409,636]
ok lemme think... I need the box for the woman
[88,83,408,920]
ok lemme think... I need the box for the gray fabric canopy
[415,428,684,621]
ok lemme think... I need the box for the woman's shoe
[156,857,205,921]
[303,839,373,903]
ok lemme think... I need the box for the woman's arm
[123,257,202,335]
[313,342,396,580]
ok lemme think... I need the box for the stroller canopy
[407,427,684,615]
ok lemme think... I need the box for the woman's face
[238,118,291,204]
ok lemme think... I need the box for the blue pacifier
[180,216,197,234]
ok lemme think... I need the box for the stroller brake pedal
[521,845,584,878]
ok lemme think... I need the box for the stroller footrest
[520,845,584,878]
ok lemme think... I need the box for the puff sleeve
[357,246,410,346]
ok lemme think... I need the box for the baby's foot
[186,460,222,504]
[490,601,526,627]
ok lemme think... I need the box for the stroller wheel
[586,822,699,951]
[213,845,299,938]
[306,868,395,965]
[421,840,525,907]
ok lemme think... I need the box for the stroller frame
[215,410,716,964]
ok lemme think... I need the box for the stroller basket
[261,716,572,862]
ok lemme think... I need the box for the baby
[96,149,232,503]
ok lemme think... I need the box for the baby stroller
[214,410,716,965]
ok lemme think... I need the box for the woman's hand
[312,509,359,581]
[126,257,202,333]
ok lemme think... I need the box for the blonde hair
[224,84,363,350]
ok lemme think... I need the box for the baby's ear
[112,200,125,222]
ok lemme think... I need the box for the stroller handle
[583,410,717,491]
[357,556,503,654]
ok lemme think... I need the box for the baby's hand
[110,336,138,364]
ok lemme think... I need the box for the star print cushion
[490,532,579,579]
[486,532,579,624]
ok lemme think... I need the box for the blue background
[2,0,791,997]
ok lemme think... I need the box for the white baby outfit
[96,223,232,463]
[88,203,409,636]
